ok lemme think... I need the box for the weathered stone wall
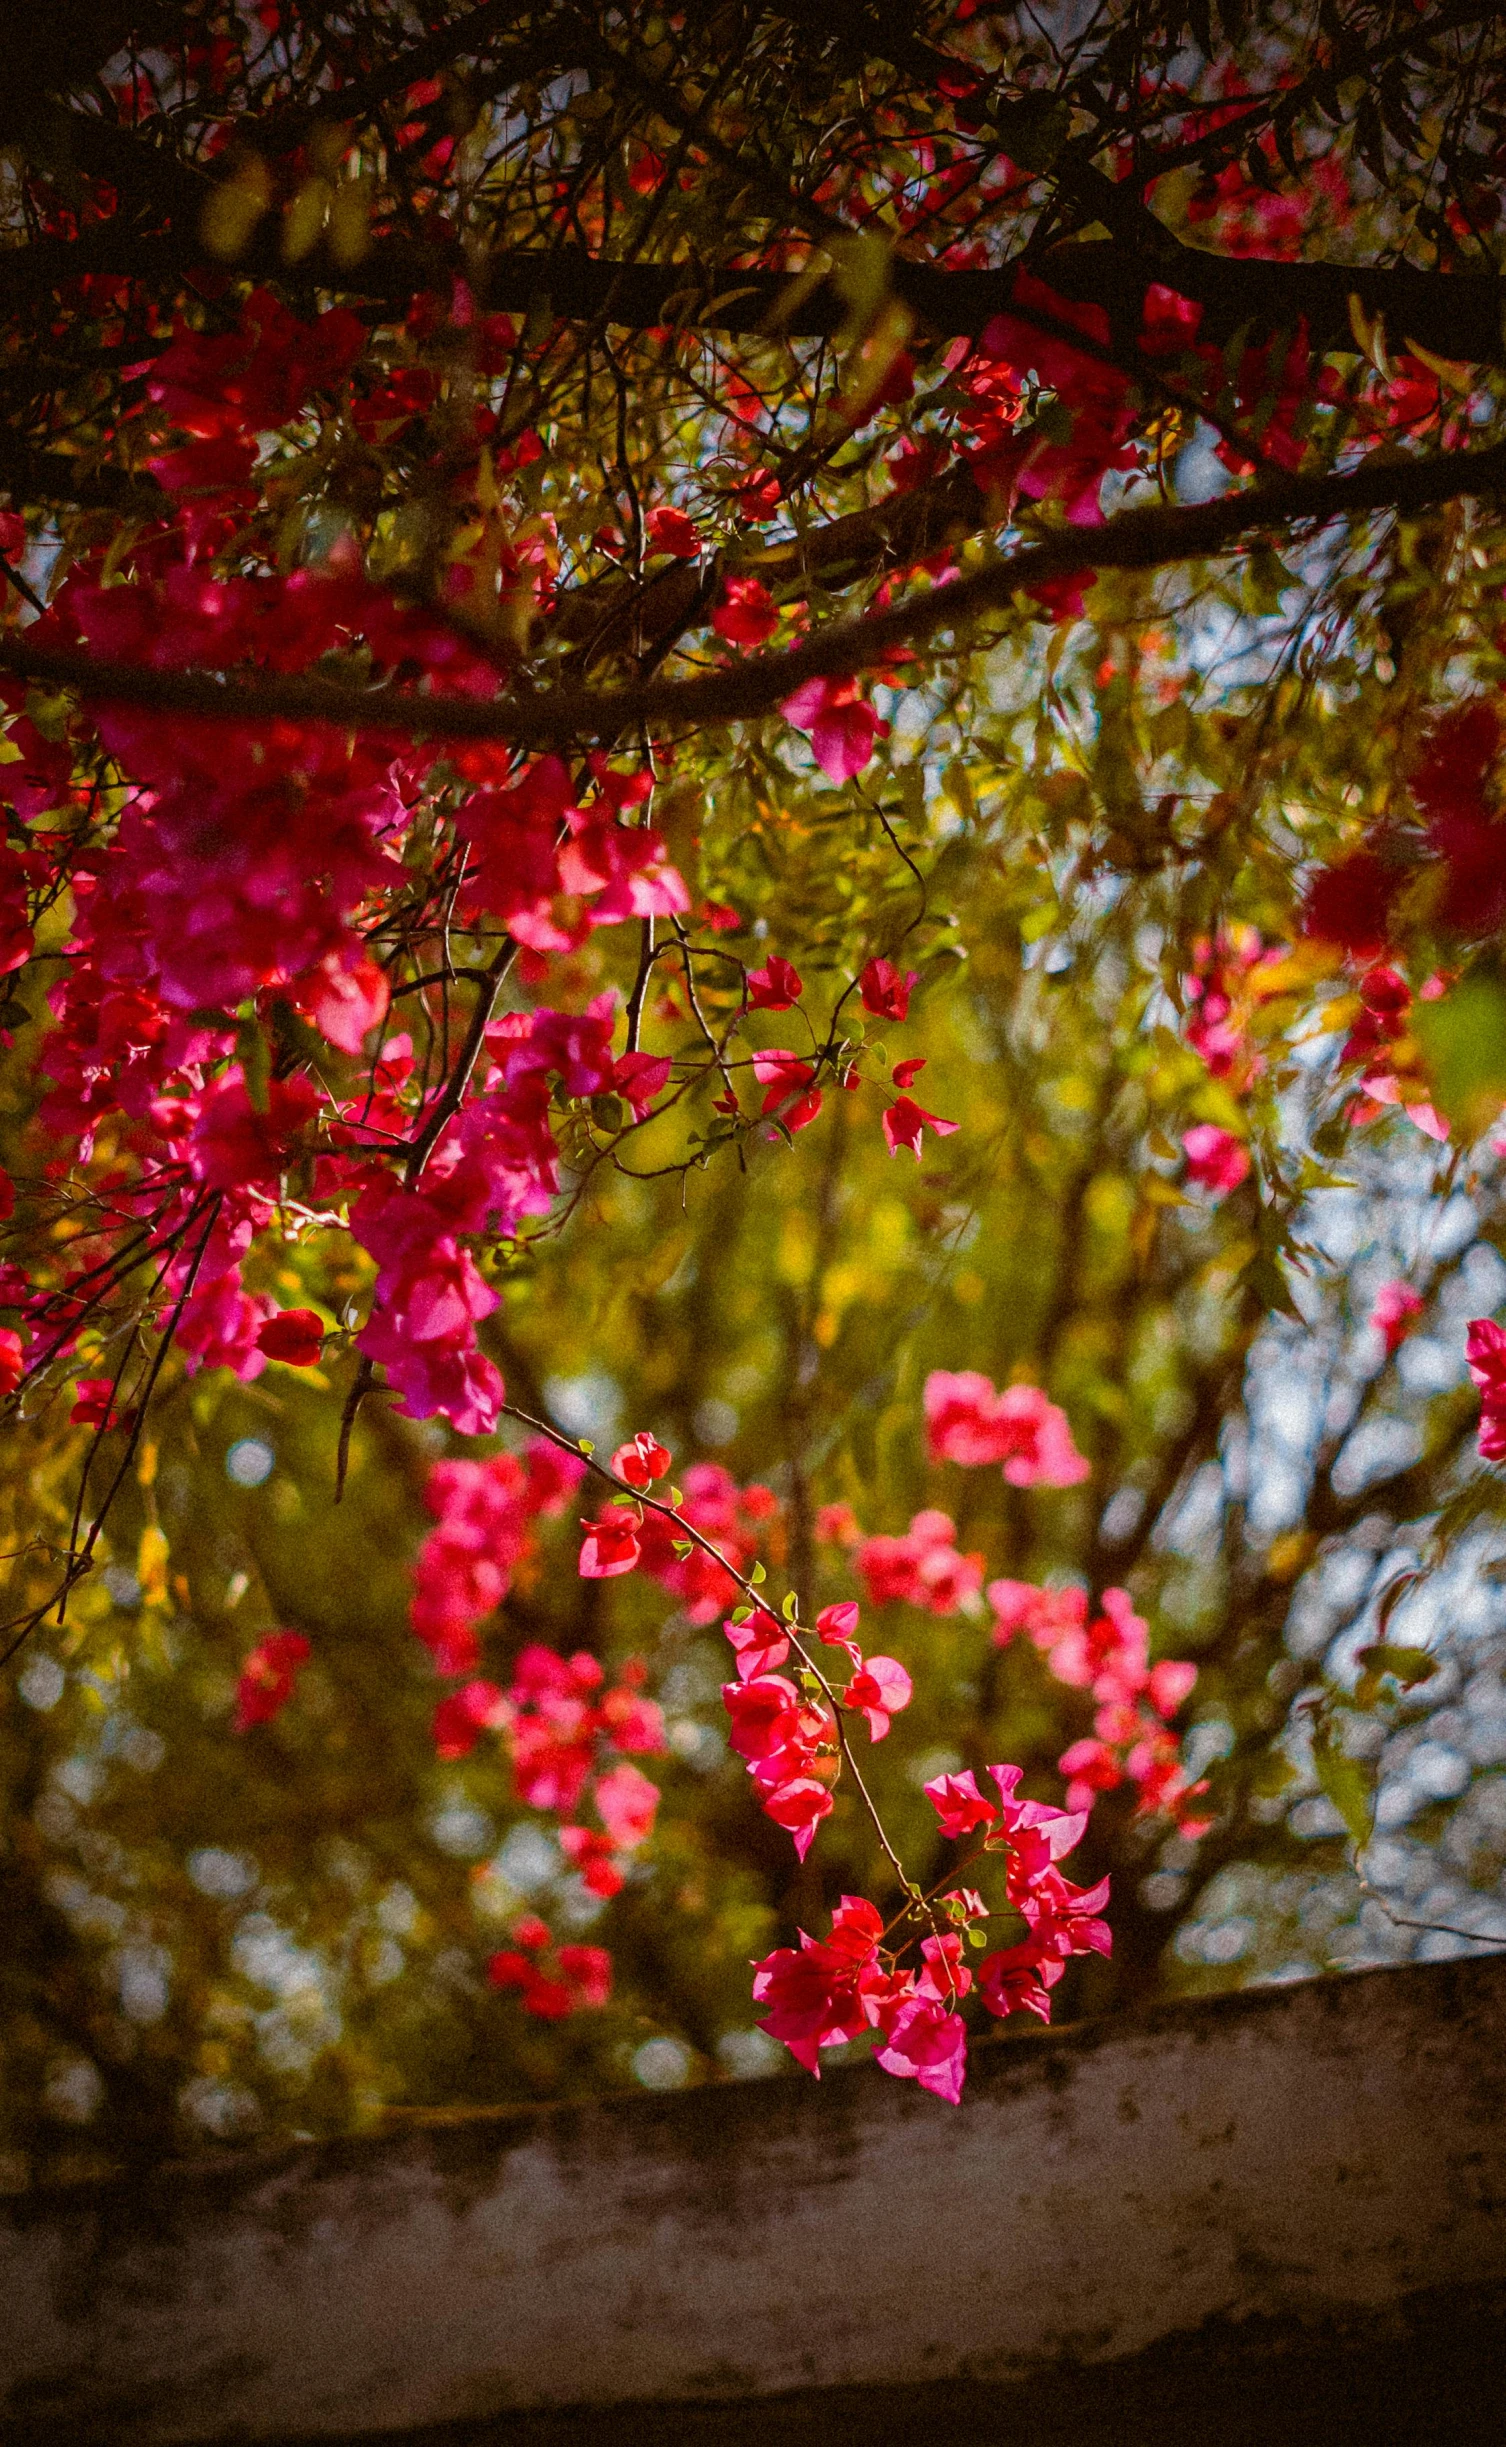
[3,1955,1504,2445]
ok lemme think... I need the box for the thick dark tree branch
[1039,239,1506,370]
[6,431,1506,744]
[5,222,1504,364]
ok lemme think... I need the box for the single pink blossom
[1182,1124,1250,1196]
[781,675,884,782]
[1372,1280,1423,1356]
[883,1093,959,1160]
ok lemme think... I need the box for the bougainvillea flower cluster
[923,1369,1090,1486]
[751,1762,1109,2101]
[988,1578,1207,1832]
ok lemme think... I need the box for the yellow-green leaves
[1415,964,1506,1139]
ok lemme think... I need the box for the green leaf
[828,233,891,337]
[1239,547,1293,619]
[1355,1641,1437,1689]
[1414,964,1506,1139]
[749,1559,766,1584]
[781,1590,798,1620]
[988,94,1069,171]
[1252,1751,1299,1798]
[234,1014,271,1116]
[1312,1729,1375,1845]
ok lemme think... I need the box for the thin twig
[499,1400,921,1898]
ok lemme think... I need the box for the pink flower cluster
[1183,927,1270,1084]
[581,1459,781,1622]
[431,1642,664,2012]
[410,1438,586,1673]
[989,1579,1206,1831]
[853,1508,985,1615]
[487,1914,613,2019]
[1314,959,1448,1144]
[751,1765,1109,2104]
[0,284,712,1448]
[399,1438,666,2013]
[923,1369,1090,1486]
[721,1599,912,1860]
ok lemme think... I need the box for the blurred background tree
[4,0,1506,2177]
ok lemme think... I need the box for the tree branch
[6,433,1506,743]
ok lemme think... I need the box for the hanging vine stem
[498,1400,924,1905]
[0,1191,223,1666]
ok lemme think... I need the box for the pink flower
[916,1931,972,2002]
[781,675,884,782]
[555,1944,613,2008]
[432,1679,510,1759]
[611,1430,672,1488]
[1058,1734,1123,1813]
[987,1577,1088,1649]
[1146,1659,1197,1718]
[747,955,803,1011]
[724,1607,791,1680]
[1467,1318,1506,1462]
[816,1598,860,1642]
[924,1768,997,1840]
[752,1894,885,2074]
[752,1048,823,1133]
[1182,1124,1250,1197]
[722,1673,802,1763]
[578,1512,642,1578]
[816,1502,861,1546]
[409,1452,534,1673]
[645,504,700,557]
[522,1439,587,1517]
[843,1653,912,1740]
[234,1631,311,1733]
[302,952,389,1053]
[871,1993,967,2105]
[815,1599,862,1666]
[612,1050,673,1117]
[489,1934,614,2016]
[882,1094,959,1160]
[70,1377,131,1431]
[858,957,917,1021]
[977,1942,1055,2023]
[558,1826,626,1898]
[256,1307,325,1366]
[593,1760,659,1849]
[1373,1280,1424,1355]
[712,575,779,646]
[759,1775,835,1859]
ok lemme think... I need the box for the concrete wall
[3,1955,1505,2445]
